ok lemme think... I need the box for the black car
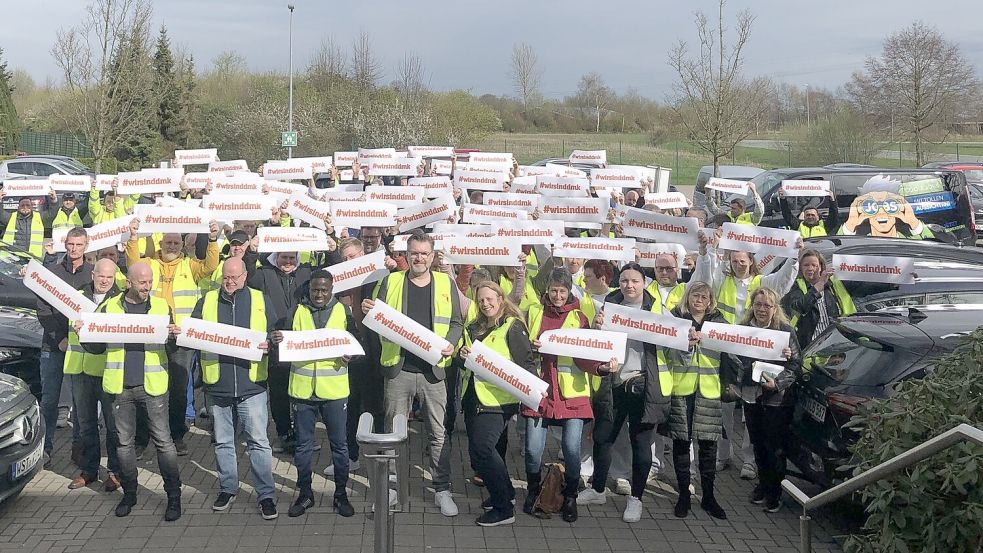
[0,305,42,399]
[788,305,983,488]
[967,182,983,242]
[0,372,44,504]
[0,243,41,310]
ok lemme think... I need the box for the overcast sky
[7,0,983,99]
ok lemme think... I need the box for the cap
[229,230,249,245]
[62,192,77,201]
[727,195,747,206]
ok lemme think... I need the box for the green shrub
[844,328,983,553]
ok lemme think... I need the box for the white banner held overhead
[482,192,539,212]
[538,328,626,364]
[76,312,170,344]
[457,161,512,175]
[319,188,365,203]
[208,160,249,173]
[263,160,313,181]
[494,220,565,245]
[465,339,547,410]
[430,159,453,175]
[289,156,334,174]
[333,152,357,167]
[263,180,308,202]
[357,148,396,166]
[409,176,453,198]
[326,250,390,294]
[443,238,522,266]
[520,166,552,178]
[116,169,183,195]
[362,300,451,367]
[569,150,607,165]
[178,317,267,362]
[717,222,799,259]
[285,192,330,230]
[48,175,92,192]
[635,242,688,268]
[431,223,498,237]
[396,195,456,232]
[509,176,536,194]
[832,254,916,284]
[257,226,332,253]
[621,207,700,251]
[84,215,135,253]
[463,204,529,224]
[2,180,50,196]
[183,173,212,190]
[535,176,590,197]
[553,237,637,263]
[539,197,609,225]
[602,302,690,351]
[643,192,689,210]
[138,206,211,234]
[330,201,397,228]
[367,158,422,177]
[364,186,425,208]
[781,179,831,197]
[201,195,275,222]
[590,166,644,188]
[454,171,506,191]
[277,329,364,362]
[700,321,788,361]
[546,163,587,179]
[23,260,97,319]
[209,172,265,195]
[174,148,218,166]
[407,146,454,158]
[705,177,750,196]
[95,174,116,191]
[467,152,513,164]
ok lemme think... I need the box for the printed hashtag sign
[716,223,799,258]
[832,254,915,284]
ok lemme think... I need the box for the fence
[13,131,93,158]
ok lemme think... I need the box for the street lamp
[287,4,295,159]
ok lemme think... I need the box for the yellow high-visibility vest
[287,302,350,400]
[376,271,454,370]
[717,275,761,324]
[199,288,268,385]
[671,345,721,400]
[101,295,170,395]
[462,317,522,407]
[3,212,43,257]
[149,257,201,324]
[527,305,589,399]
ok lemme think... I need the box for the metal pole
[956,143,960,161]
[805,85,811,128]
[799,513,812,553]
[287,4,295,159]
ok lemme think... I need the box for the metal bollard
[357,413,408,553]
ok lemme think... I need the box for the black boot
[523,472,541,515]
[164,494,182,522]
[115,492,137,517]
[672,439,691,518]
[560,476,578,523]
[698,440,727,520]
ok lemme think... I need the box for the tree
[431,91,501,146]
[668,0,769,177]
[0,47,19,153]
[509,42,542,111]
[152,26,187,148]
[846,22,978,166]
[574,72,612,133]
[395,53,428,103]
[306,37,346,91]
[51,0,157,171]
[351,31,380,91]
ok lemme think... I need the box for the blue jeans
[209,391,275,502]
[524,416,584,482]
[293,398,349,498]
[40,350,66,453]
[113,386,182,497]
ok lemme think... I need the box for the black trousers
[590,385,655,498]
[463,388,516,513]
[114,386,181,497]
[135,347,192,447]
[345,356,385,460]
[268,362,293,438]
[745,402,793,501]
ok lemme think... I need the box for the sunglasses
[860,199,901,215]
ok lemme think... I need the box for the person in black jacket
[778,188,839,238]
[780,248,857,348]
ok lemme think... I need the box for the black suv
[0,372,44,504]
[789,305,983,488]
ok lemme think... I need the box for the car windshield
[53,160,89,175]
[0,248,31,279]
[749,171,787,200]
[802,325,921,386]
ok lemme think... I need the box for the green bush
[844,328,983,553]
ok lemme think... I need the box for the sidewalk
[0,414,844,553]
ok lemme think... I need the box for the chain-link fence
[14,131,93,158]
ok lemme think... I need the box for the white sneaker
[576,487,607,505]
[323,459,360,476]
[371,489,398,513]
[740,462,757,480]
[614,478,631,495]
[434,490,458,517]
[623,496,643,523]
[647,466,660,482]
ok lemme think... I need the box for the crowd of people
[5,152,860,527]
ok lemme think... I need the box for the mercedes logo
[19,416,34,445]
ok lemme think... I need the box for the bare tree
[668,0,768,177]
[306,37,346,90]
[52,0,156,171]
[395,53,429,103]
[846,22,978,165]
[510,42,542,110]
[575,72,612,133]
[350,31,381,90]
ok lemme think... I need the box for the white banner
[138,206,210,234]
[494,220,565,245]
[752,361,785,383]
[183,173,212,190]
[84,216,135,253]
[457,161,513,175]
[263,180,308,203]
[468,152,513,164]
[538,328,626,364]
[465,339,547,410]
[602,302,690,351]
[155,196,201,209]
[285,192,330,230]
[3,180,50,196]
[717,222,799,259]
[210,172,265,195]
[590,166,644,188]
[365,186,425,208]
[330,201,397,228]
[357,148,396,166]
[363,300,451,367]
[509,176,537,194]
[289,156,334,174]
[116,168,183,195]
[333,151,358,167]
[51,228,68,253]
[535,176,590,197]
[326,250,390,293]
[553,237,636,262]
[454,171,506,191]
[481,192,539,212]
[431,223,498,237]
[23,260,97,319]
[409,176,453,198]
[781,179,831,197]
[263,160,313,181]
[277,329,364,361]
[705,177,749,196]
[569,150,607,165]
[520,166,552,178]
[621,207,700,251]
[177,317,266,362]
[208,160,249,173]
[463,204,529,224]
[202,195,275,222]
[700,321,788,361]
[95,174,116,191]
[539,197,609,225]
[319,188,365,202]
[257,226,332,252]
[174,148,218,166]
[48,175,91,192]
[76,312,170,344]
[430,159,453,175]
[396,195,456,232]
[546,163,587,179]
[407,146,454,158]
[635,242,688,268]
[832,254,915,284]
[443,238,522,266]
[367,158,421,177]
[643,192,689,210]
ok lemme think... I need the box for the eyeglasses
[222,273,246,281]
[860,199,901,215]
[409,250,433,258]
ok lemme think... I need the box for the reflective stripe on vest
[3,212,43,257]
[52,208,83,232]
[798,222,828,239]
[101,296,170,395]
[378,271,454,369]
[64,325,107,377]
[200,288,268,386]
[288,302,350,400]
[462,317,521,407]
[671,345,721,399]
[717,275,761,324]
[150,257,200,324]
[527,304,590,399]
[789,277,857,327]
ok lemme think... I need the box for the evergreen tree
[153,26,185,148]
[178,55,201,147]
[110,29,159,167]
[0,47,19,153]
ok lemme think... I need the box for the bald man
[78,261,183,521]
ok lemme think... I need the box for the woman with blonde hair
[459,281,535,527]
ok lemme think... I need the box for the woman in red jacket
[523,268,613,522]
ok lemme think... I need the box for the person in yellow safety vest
[781,248,857,348]
[778,187,840,238]
[87,185,139,226]
[362,230,464,517]
[522,268,609,523]
[563,257,586,290]
[458,281,535,527]
[497,261,539,314]
[75,262,183,522]
[271,269,358,518]
[190,258,280,520]
[0,195,45,256]
[64,259,123,493]
[577,262,672,524]
[705,180,764,225]
[644,254,687,314]
[199,230,252,294]
[94,246,128,290]
[665,281,729,521]
[575,259,617,325]
[48,190,85,233]
[125,217,221,456]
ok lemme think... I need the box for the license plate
[11,442,43,480]
[801,396,827,423]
